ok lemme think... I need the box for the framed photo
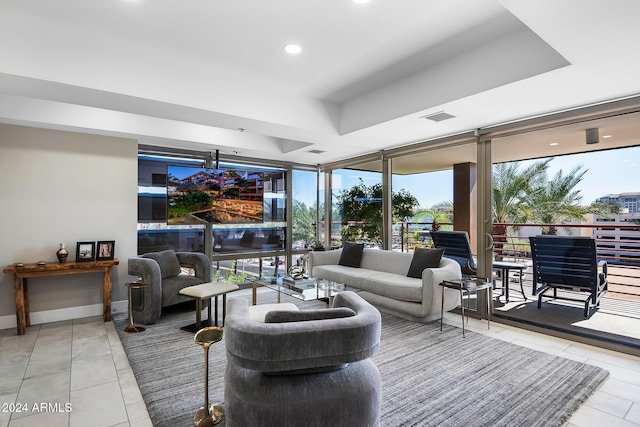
[76,241,96,262]
[96,240,115,260]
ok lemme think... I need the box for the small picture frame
[96,240,115,260]
[76,241,96,262]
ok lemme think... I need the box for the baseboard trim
[0,300,129,331]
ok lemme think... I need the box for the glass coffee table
[252,277,346,306]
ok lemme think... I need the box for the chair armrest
[176,252,211,282]
[597,260,607,276]
[597,260,608,286]
[128,256,161,289]
[420,257,463,314]
[127,256,163,324]
[225,291,380,373]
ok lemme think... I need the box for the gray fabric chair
[224,291,382,427]
[127,250,211,325]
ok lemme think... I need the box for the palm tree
[586,201,622,218]
[492,159,551,256]
[409,202,453,249]
[524,165,589,235]
[424,201,453,232]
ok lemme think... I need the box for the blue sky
[519,147,640,205]
[294,145,640,208]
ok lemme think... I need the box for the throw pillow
[265,307,356,323]
[338,242,365,268]
[406,248,445,279]
[142,249,182,278]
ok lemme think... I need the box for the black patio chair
[529,235,608,318]
[430,231,477,276]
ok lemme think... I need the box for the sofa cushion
[339,242,365,268]
[359,248,413,276]
[407,248,445,279]
[265,307,356,323]
[313,265,423,303]
[142,250,181,278]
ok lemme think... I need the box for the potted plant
[311,239,325,251]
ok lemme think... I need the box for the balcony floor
[491,279,640,356]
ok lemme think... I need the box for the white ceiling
[1,0,639,167]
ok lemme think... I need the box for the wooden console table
[3,259,119,335]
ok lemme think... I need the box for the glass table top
[254,277,346,302]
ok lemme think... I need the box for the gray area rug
[115,293,609,427]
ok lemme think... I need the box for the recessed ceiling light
[549,142,559,146]
[283,44,302,54]
[353,0,371,4]
[602,134,613,139]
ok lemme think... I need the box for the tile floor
[1,289,639,427]
[0,315,152,427]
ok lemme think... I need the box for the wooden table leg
[24,280,30,327]
[103,267,112,322]
[13,275,26,335]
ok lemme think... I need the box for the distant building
[595,192,640,213]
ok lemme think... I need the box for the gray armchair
[128,250,211,325]
[224,291,382,427]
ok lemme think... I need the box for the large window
[392,169,453,252]
[211,167,287,255]
[331,167,382,248]
[291,169,319,249]
[137,151,324,281]
[137,155,206,255]
[137,154,288,258]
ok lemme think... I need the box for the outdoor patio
[489,265,640,355]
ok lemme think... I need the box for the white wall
[0,124,138,329]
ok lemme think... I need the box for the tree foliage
[492,159,551,226]
[412,201,453,232]
[523,165,590,234]
[586,201,622,217]
[168,191,212,219]
[492,159,620,236]
[291,200,318,247]
[336,179,418,246]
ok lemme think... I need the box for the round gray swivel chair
[223,291,382,427]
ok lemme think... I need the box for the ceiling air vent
[307,149,325,154]
[421,111,455,122]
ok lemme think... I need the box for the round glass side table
[440,278,492,337]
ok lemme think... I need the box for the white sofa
[309,248,462,322]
